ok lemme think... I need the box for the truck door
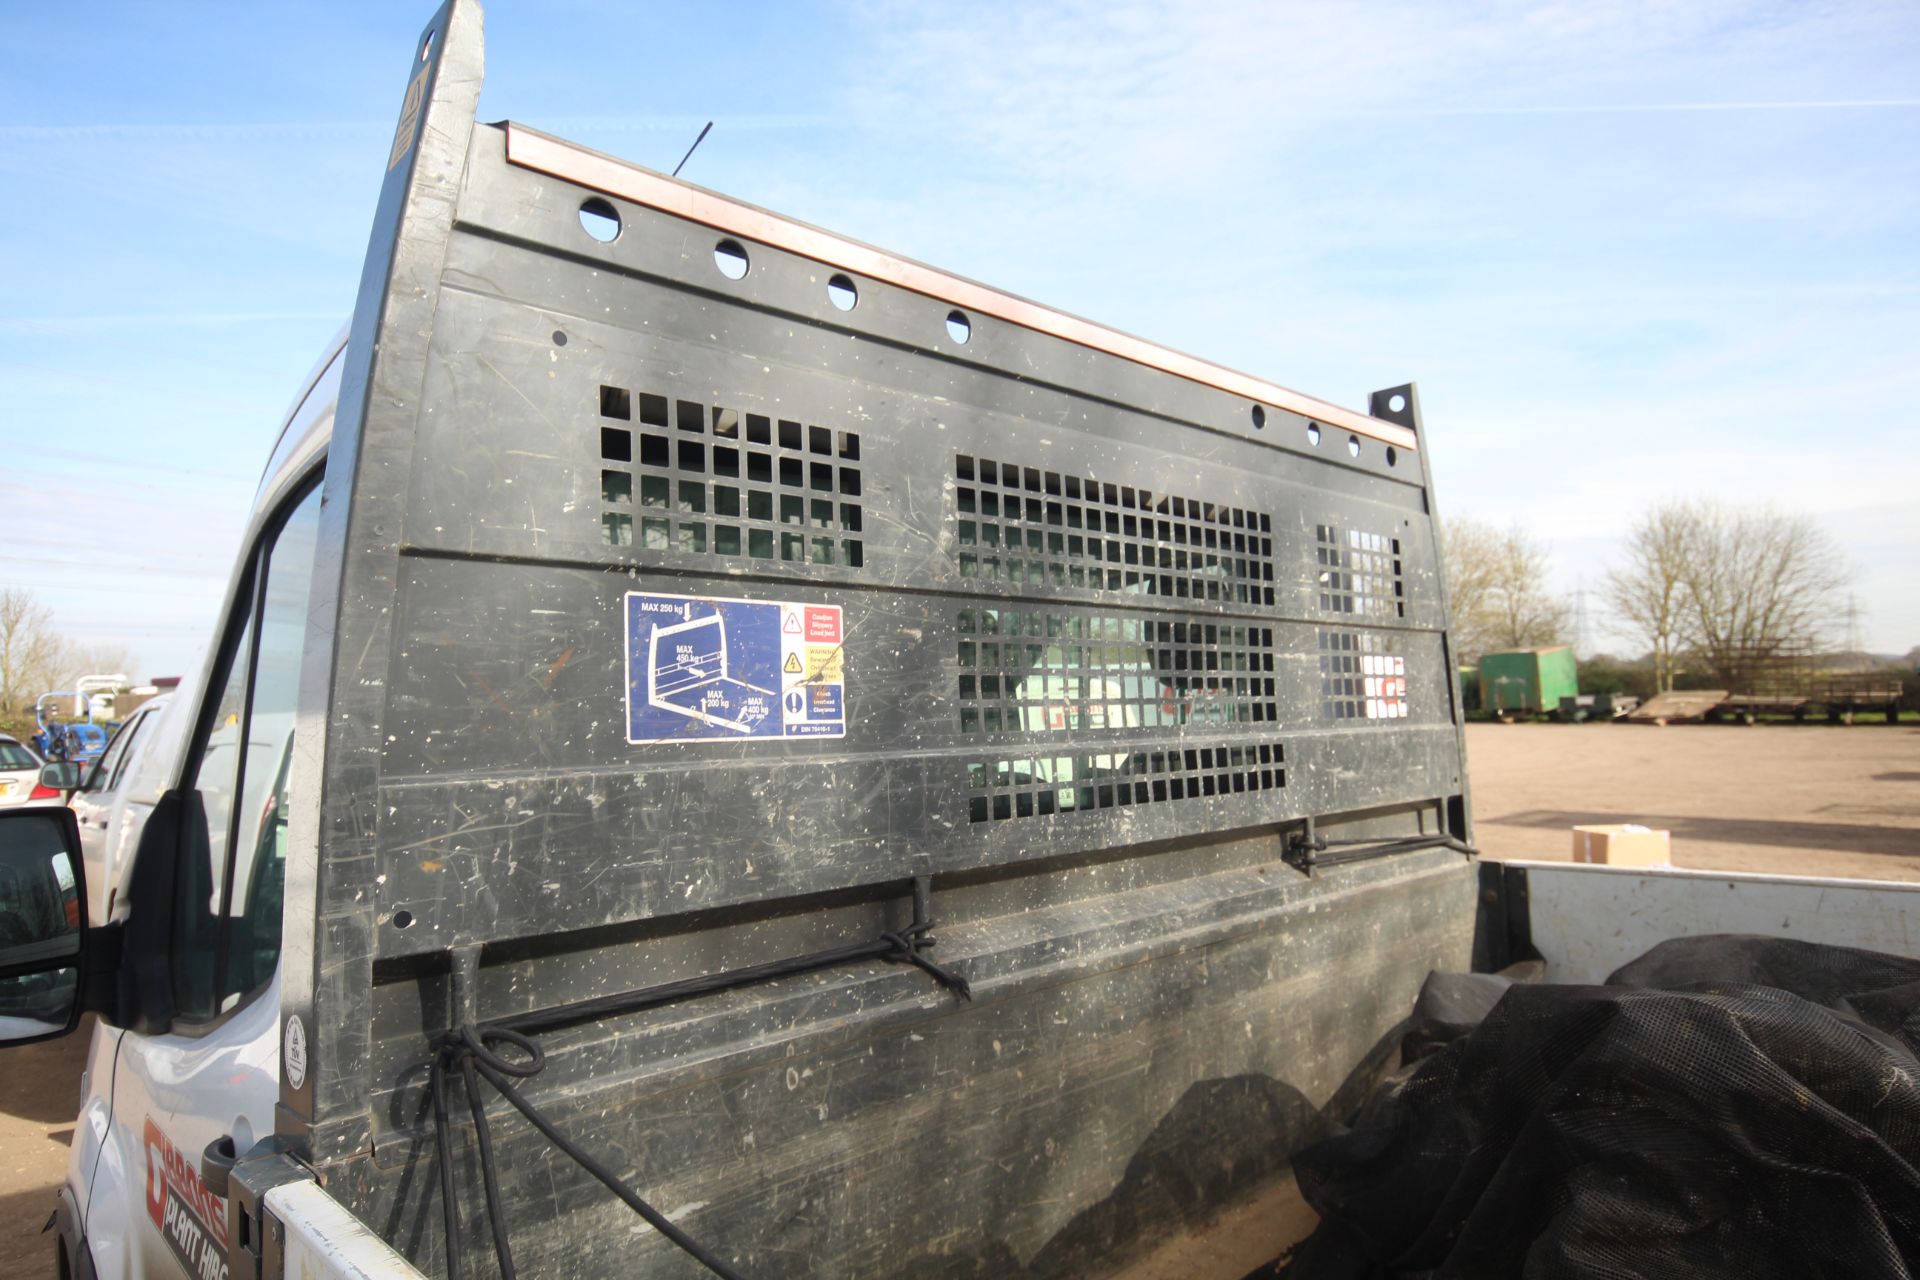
[101,480,320,1280]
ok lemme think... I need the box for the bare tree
[0,590,141,716]
[1442,518,1571,660]
[1486,524,1573,653]
[1602,502,1701,693]
[0,587,59,713]
[54,639,137,688]
[1681,503,1847,687]
[1439,518,1501,659]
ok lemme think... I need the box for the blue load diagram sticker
[625,592,847,742]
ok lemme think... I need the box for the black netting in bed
[1283,935,1920,1279]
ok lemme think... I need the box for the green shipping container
[1479,646,1578,715]
[1456,665,1481,713]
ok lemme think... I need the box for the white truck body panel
[269,1180,427,1280]
[1507,859,1920,984]
[111,973,281,1279]
[65,1019,123,1231]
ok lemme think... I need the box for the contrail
[0,311,341,334]
[1348,99,1920,118]
[0,114,832,140]
[0,121,387,139]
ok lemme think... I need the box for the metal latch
[226,1137,317,1280]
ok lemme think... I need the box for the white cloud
[813,0,1920,649]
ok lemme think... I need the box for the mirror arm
[80,923,123,1019]
[112,789,185,1035]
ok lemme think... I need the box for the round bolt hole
[1385,445,1397,467]
[1306,422,1321,447]
[1389,393,1407,413]
[827,273,858,311]
[578,198,621,244]
[1251,405,1266,430]
[551,330,568,347]
[393,910,415,930]
[713,239,749,280]
[946,309,971,344]
[1347,434,1361,458]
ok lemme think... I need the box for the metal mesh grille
[1319,628,1409,722]
[1315,523,1403,618]
[955,455,1275,605]
[966,742,1286,823]
[956,607,1277,734]
[598,385,863,566]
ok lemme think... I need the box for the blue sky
[2,0,1915,680]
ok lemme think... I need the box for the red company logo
[145,1118,229,1279]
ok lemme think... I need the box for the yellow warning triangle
[783,652,803,674]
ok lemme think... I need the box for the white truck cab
[43,336,346,1280]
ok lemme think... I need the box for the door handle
[201,1135,237,1199]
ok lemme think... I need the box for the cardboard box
[1572,824,1671,867]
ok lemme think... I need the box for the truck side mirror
[0,807,88,1045]
[39,762,85,795]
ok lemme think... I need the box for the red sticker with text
[145,1118,229,1280]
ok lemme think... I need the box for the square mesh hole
[599,385,631,420]
[953,455,1274,605]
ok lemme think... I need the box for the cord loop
[426,877,967,1280]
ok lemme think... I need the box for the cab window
[173,482,321,1020]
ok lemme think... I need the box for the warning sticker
[625,592,846,742]
[804,645,844,683]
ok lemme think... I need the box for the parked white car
[68,694,184,925]
[0,734,50,809]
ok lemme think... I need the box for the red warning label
[805,608,841,643]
